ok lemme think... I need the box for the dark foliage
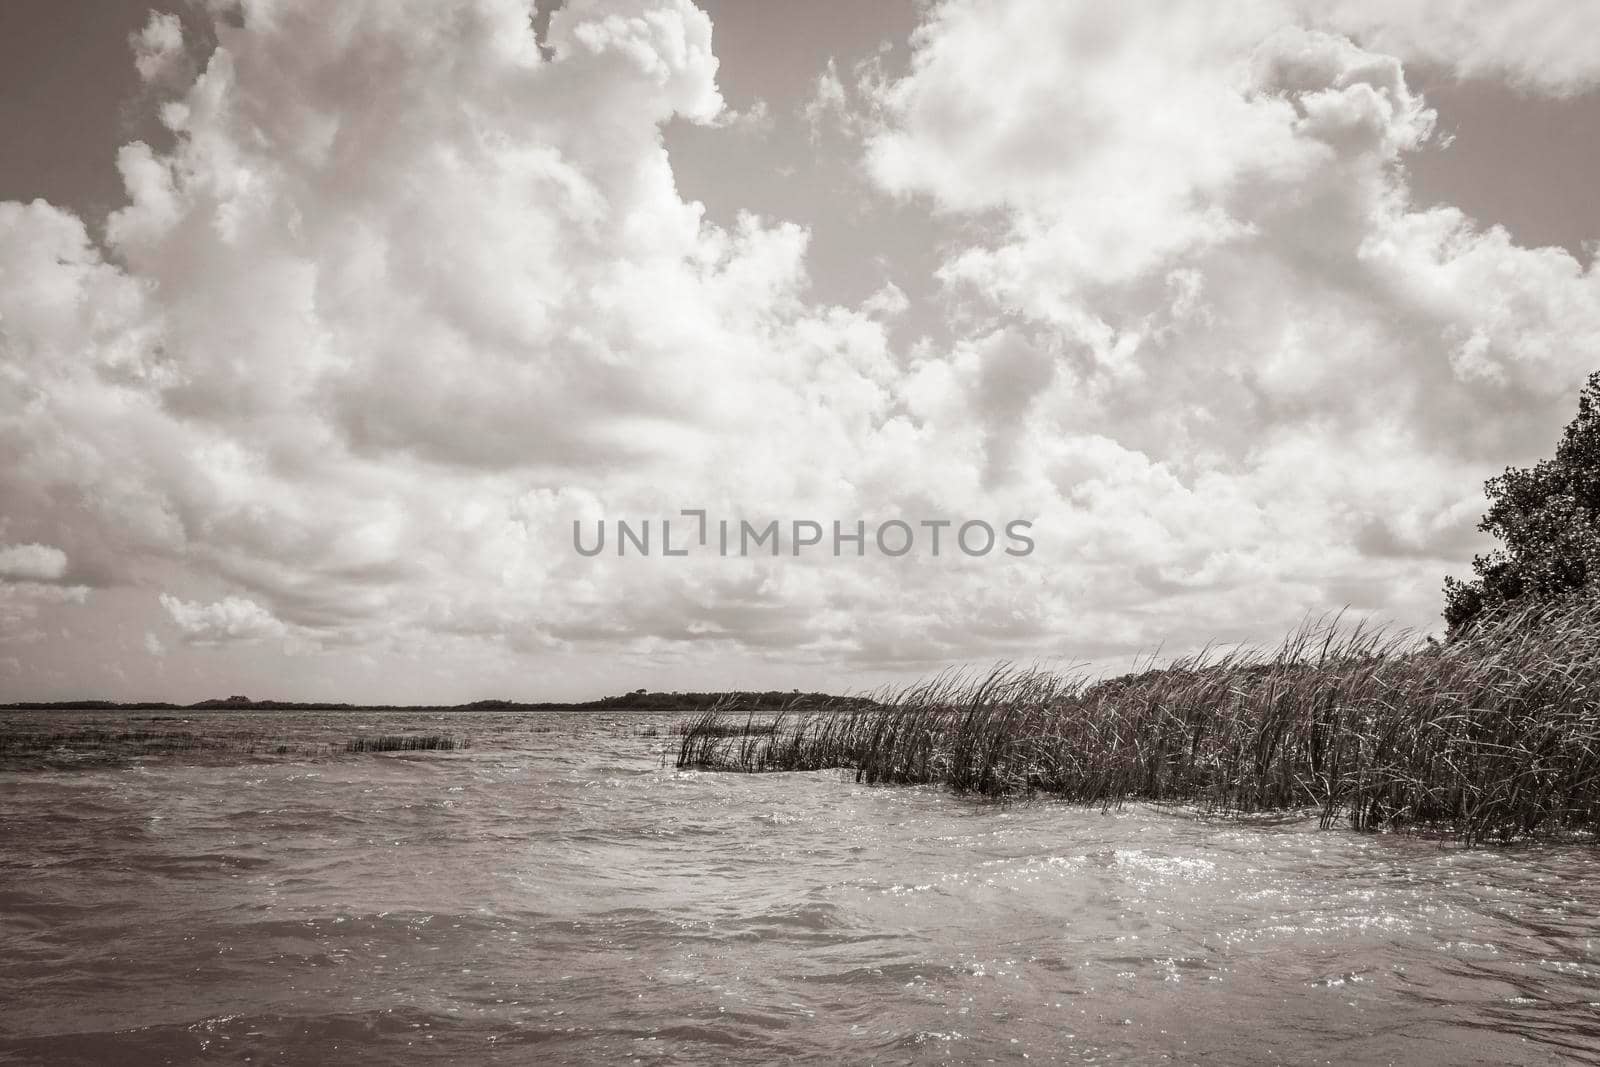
[1445,370,1600,634]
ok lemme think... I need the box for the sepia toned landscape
[6,1,1600,1063]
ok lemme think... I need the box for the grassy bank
[676,598,1600,844]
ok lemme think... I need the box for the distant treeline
[2,690,875,713]
[581,690,871,711]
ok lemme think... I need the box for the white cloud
[0,0,957,670]
[1312,0,1600,96]
[3,0,1600,695]
[0,582,88,639]
[845,0,1600,647]
[803,59,849,139]
[0,544,68,583]
[160,594,288,646]
[131,11,187,85]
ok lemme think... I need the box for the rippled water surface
[4,710,1600,1065]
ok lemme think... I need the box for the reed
[675,597,1600,844]
[0,727,474,765]
[343,733,465,753]
[0,728,222,756]
[0,728,334,763]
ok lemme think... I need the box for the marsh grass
[0,726,470,765]
[676,598,1600,844]
[673,713,778,739]
[343,733,465,753]
[0,728,230,760]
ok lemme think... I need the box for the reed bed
[0,728,224,757]
[343,733,465,753]
[0,727,471,764]
[676,598,1600,844]
[672,715,777,738]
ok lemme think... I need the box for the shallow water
[2,710,1599,1065]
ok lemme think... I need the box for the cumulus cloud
[131,11,188,86]
[160,594,288,646]
[3,0,1599,695]
[0,0,979,673]
[849,0,1600,647]
[1312,0,1600,96]
[0,544,68,583]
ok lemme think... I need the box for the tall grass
[0,728,222,756]
[0,727,471,764]
[344,734,465,753]
[676,597,1600,844]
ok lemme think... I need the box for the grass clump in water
[675,597,1600,844]
[0,728,220,758]
[673,714,777,739]
[344,733,465,753]
[0,726,473,766]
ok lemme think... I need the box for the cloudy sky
[2,0,1598,703]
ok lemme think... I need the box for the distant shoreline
[0,691,873,714]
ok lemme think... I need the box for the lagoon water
[3,710,1600,1065]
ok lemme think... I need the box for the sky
[2,0,1599,704]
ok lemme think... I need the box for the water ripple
[4,709,1600,1064]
